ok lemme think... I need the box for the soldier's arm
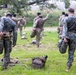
[43,14,49,21]
[12,17,21,21]
[62,18,68,42]
[43,10,50,21]
[0,17,4,32]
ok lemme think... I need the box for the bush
[44,13,60,27]
[0,9,62,27]
[26,10,61,27]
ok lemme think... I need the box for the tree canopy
[0,0,48,15]
[0,0,70,15]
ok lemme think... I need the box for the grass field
[0,27,76,75]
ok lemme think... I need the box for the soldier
[58,12,65,38]
[12,14,18,47]
[31,12,41,44]
[61,8,76,71]
[0,13,16,70]
[17,16,26,38]
[58,13,68,52]
[34,12,44,38]
[31,11,49,47]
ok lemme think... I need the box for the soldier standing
[58,12,65,38]
[0,13,16,69]
[12,14,18,47]
[62,8,76,71]
[31,11,49,47]
[17,16,26,38]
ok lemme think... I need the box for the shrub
[26,10,60,27]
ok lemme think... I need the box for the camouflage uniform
[33,16,44,38]
[0,15,16,69]
[12,16,18,47]
[18,18,26,37]
[0,17,4,54]
[58,15,65,38]
[31,14,49,47]
[62,14,76,69]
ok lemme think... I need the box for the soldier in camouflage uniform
[58,12,65,38]
[0,13,16,69]
[31,12,41,44]
[17,16,26,37]
[61,8,76,71]
[58,13,68,54]
[31,11,49,47]
[12,14,18,47]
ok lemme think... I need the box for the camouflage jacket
[62,14,76,38]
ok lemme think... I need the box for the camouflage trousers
[30,28,42,47]
[18,26,23,36]
[58,32,76,68]
[0,40,3,54]
[0,38,12,69]
[66,32,76,68]
[13,31,17,47]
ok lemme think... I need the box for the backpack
[32,55,48,69]
[58,39,68,54]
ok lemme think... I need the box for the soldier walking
[31,11,49,47]
[17,16,26,38]
[58,12,65,38]
[0,13,16,70]
[61,8,76,71]
[12,14,18,47]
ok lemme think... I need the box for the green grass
[0,30,76,75]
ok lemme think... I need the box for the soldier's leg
[36,29,41,47]
[30,30,36,38]
[40,29,44,38]
[67,40,75,70]
[13,31,17,47]
[2,39,12,69]
[0,40,3,54]
[20,26,22,36]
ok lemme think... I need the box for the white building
[69,0,76,10]
[47,0,65,10]
[31,0,76,10]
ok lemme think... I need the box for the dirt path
[23,27,57,32]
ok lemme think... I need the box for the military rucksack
[32,55,48,69]
[58,39,68,54]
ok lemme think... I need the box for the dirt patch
[22,27,57,32]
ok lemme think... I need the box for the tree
[63,0,70,8]
[0,0,48,15]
